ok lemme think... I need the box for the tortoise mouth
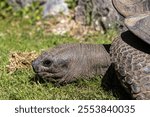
[35,71,63,82]
[35,72,48,79]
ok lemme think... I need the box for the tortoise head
[32,51,70,82]
[112,0,150,17]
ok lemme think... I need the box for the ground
[0,14,120,100]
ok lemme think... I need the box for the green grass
[0,17,119,100]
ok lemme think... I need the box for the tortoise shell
[125,13,150,45]
[112,0,150,45]
[112,0,150,17]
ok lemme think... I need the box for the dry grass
[6,51,38,74]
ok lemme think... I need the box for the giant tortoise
[32,0,150,99]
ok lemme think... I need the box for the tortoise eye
[43,60,52,67]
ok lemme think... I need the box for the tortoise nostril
[43,60,52,67]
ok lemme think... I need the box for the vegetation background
[0,0,123,100]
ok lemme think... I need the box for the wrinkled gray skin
[32,44,110,84]
[110,0,150,99]
[110,31,150,99]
